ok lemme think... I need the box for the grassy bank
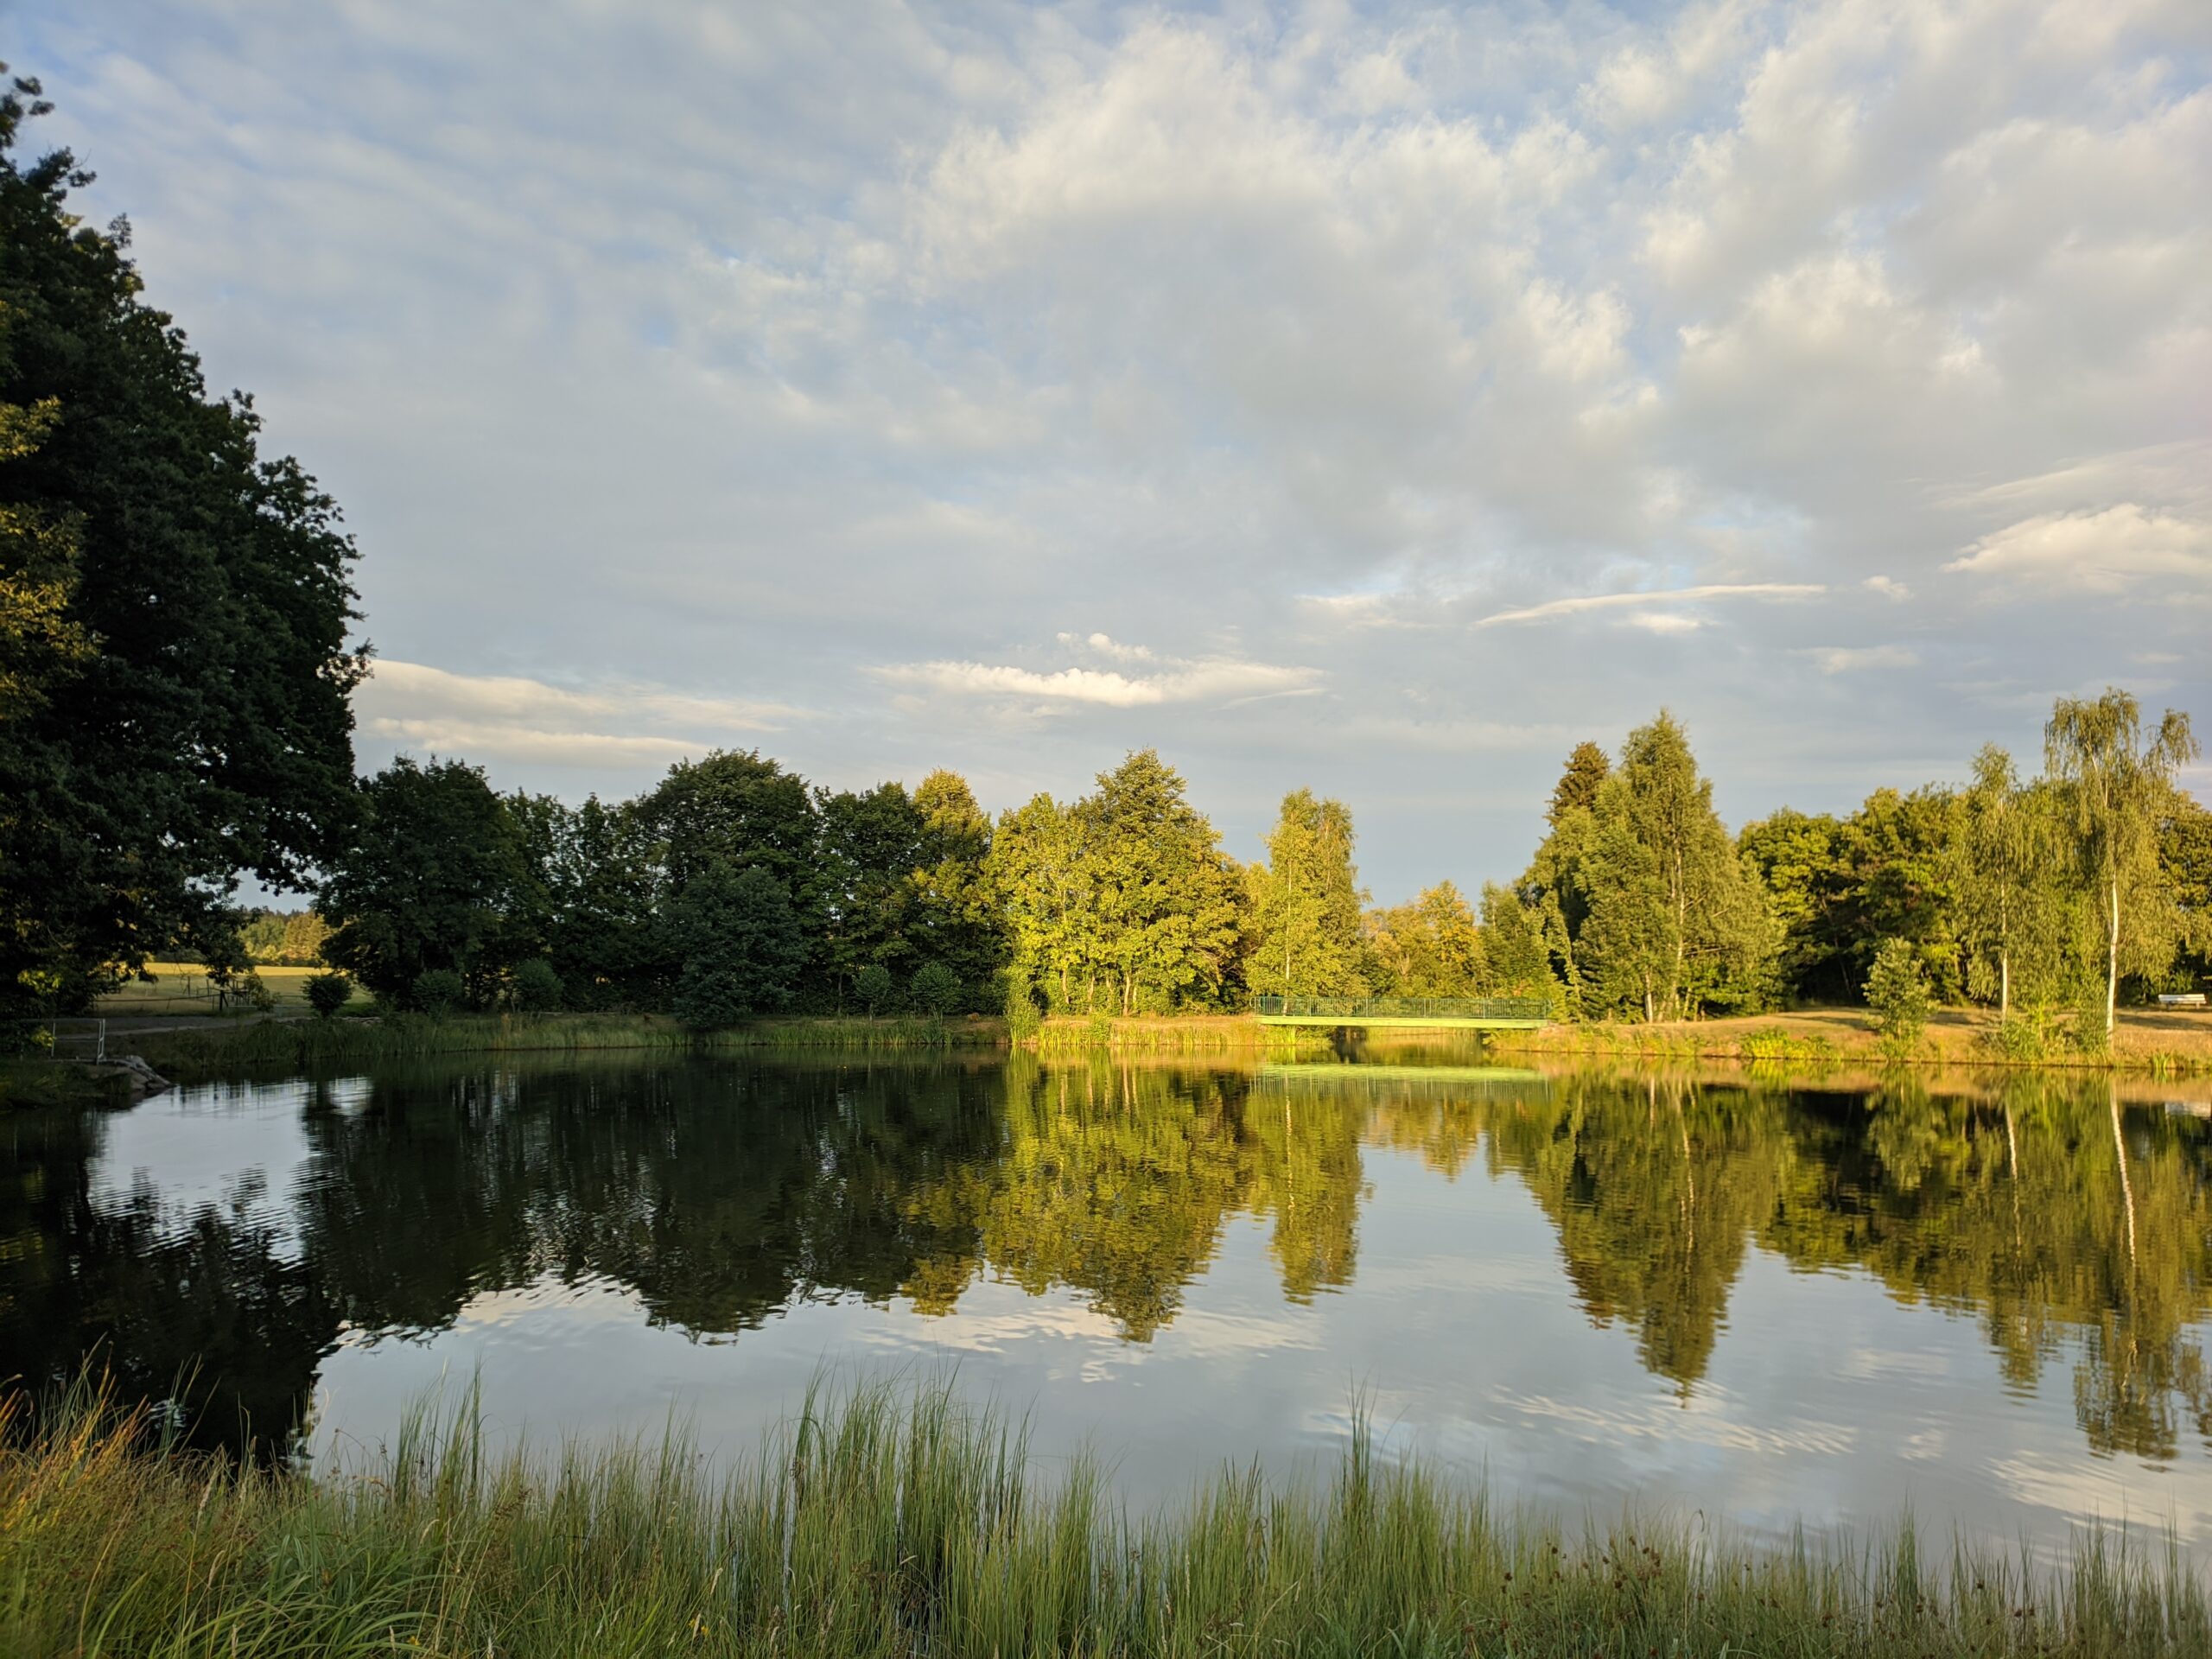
[126,1012,1325,1079]
[103,1004,2212,1083]
[0,1059,135,1111]
[3,1382,2201,1658]
[130,1011,1001,1079]
[1488,1005,2212,1076]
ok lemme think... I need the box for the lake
[7,1049,2211,1560]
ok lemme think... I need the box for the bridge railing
[1253,995,1549,1023]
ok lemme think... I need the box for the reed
[2,1376,2202,1657]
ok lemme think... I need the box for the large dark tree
[0,73,362,1018]
[319,758,524,1006]
[666,861,805,1028]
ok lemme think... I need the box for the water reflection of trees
[0,1109,334,1457]
[3,1057,2209,1465]
[1370,1068,2212,1462]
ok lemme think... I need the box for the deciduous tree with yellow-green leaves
[2045,690,2202,1039]
[1247,789,1367,999]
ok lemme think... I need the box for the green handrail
[1252,995,1549,1021]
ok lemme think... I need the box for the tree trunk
[2110,1084,2136,1269]
[2105,872,2120,1039]
[1999,950,2010,1023]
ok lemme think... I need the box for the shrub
[2068,975,2113,1056]
[303,971,353,1019]
[1001,974,1043,1043]
[509,958,564,1013]
[1864,939,1930,1052]
[855,962,895,1017]
[235,971,277,1013]
[910,961,961,1017]
[411,968,467,1015]
[1981,1013,2052,1063]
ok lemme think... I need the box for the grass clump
[3,1377,2205,1657]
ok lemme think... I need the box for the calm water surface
[7,1051,2212,1557]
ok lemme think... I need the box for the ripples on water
[5,1049,2210,1555]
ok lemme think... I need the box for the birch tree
[2044,690,2201,1038]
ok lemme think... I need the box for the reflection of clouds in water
[1837,1346,1956,1385]
[1486,1388,1861,1460]
[34,1058,2212,1568]
[452,1274,648,1332]
[1986,1451,2209,1544]
[89,1079,317,1258]
[1346,1253,1565,1301]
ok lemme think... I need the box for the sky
[6,0,2209,899]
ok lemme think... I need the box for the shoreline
[88,1002,2209,1082]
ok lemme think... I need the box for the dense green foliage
[307,692,2206,1027]
[238,907,329,965]
[668,861,804,1028]
[1246,788,1366,997]
[0,75,361,1020]
[987,750,1244,1015]
[302,970,351,1019]
[1509,712,1777,1020]
[1864,937,1931,1048]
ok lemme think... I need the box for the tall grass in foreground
[3,1381,2204,1657]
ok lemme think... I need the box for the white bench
[2157,993,2208,1008]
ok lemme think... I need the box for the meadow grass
[90,960,361,1018]
[2,1377,2203,1658]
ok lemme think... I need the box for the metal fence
[48,1017,109,1062]
[1252,995,1550,1022]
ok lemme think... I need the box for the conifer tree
[1576,712,1775,1020]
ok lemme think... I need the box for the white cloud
[1806,645,1919,674]
[1057,631,1156,662]
[356,660,796,768]
[1943,505,2212,592]
[1863,575,1910,601]
[877,654,1319,709]
[1476,583,1826,627]
[1628,612,1705,633]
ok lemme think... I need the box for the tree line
[2,73,2206,1036]
[282,690,2205,1034]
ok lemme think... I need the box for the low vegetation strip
[2,1382,2201,1659]
[125,1012,1003,1077]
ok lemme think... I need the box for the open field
[90,960,362,1017]
[2,1380,2202,1659]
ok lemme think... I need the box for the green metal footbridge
[1253,995,1548,1031]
